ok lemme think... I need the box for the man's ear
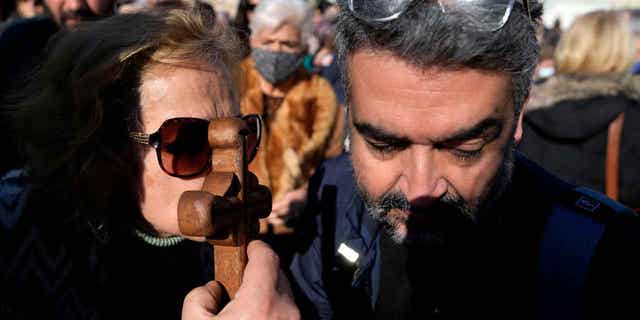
[513,97,529,145]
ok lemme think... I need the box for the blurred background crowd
[1,0,639,262]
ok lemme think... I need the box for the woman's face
[138,63,237,236]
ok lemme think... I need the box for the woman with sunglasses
[239,0,345,234]
[0,6,296,319]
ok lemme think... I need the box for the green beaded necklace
[135,229,185,247]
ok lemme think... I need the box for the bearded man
[289,1,640,319]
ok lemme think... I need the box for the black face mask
[251,48,304,84]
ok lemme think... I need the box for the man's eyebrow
[435,117,504,145]
[353,121,411,145]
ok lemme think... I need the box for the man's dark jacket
[289,153,640,319]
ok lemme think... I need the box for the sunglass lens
[159,118,210,177]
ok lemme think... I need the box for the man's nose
[403,147,447,206]
[63,0,87,11]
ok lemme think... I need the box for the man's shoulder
[0,16,58,76]
[513,154,640,317]
[512,153,639,267]
[536,186,640,317]
[580,190,640,317]
[0,16,57,45]
[514,153,635,223]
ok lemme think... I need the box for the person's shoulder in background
[0,15,58,63]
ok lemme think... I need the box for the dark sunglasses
[129,115,262,178]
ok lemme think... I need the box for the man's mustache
[377,191,473,221]
[377,191,477,242]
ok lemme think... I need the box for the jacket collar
[337,158,380,254]
[335,161,380,289]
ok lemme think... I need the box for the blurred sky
[544,0,640,29]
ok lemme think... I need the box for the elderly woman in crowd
[520,10,640,209]
[0,7,297,319]
[238,0,344,232]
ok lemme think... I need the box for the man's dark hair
[336,1,543,115]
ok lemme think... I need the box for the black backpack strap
[536,187,626,319]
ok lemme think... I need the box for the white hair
[249,0,313,44]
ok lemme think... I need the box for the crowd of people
[1,0,639,319]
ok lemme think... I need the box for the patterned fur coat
[237,58,344,201]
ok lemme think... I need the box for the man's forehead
[347,50,513,142]
[347,50,510,92]
[347,50,447,80]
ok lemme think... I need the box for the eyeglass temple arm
[129,132,150,145]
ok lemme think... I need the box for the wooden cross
[177,117,271,298]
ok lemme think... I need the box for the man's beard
[355,139,515,246]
